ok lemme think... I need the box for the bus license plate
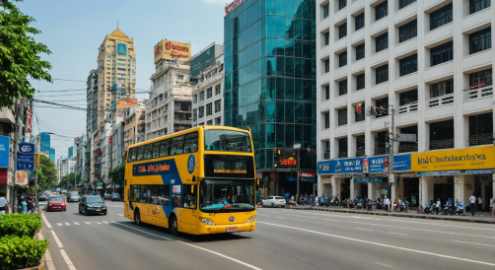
[226,226,238,233]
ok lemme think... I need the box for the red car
[46,195,67,212]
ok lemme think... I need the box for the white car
[262,196,286,208]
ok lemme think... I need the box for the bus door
[175,184,198,232]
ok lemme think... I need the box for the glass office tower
[224,0,316,196]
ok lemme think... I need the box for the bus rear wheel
[134,209,141,226]
[169,215,178,235]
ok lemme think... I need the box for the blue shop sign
[0,136,10,169]
[318,154,411,175]
[318,158,363,174]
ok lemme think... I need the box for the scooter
[455,201,465,216]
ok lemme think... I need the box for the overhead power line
[33,98,87,111]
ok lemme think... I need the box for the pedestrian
[383,196,391,212]
[468,194,476,216]
[0,193,8,214]
[490,197,495,217]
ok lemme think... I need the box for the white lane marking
[116,223,263,270]
[41,213,52,229]
[452,240,495,248]
[60,249,78,270]
[50,230,63,248]
[102,221,109,224]
[57,222,63,227]
[375,262,393,268]
[258,221,495,267]
[65,222,71,226]
[277,211,495,240]
[355,227,374,232]
[84,221,91,225]
[73,222,80,226]
[96,221,102,225]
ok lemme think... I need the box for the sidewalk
[291,206,495,224]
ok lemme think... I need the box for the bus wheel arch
[133,208,141,225]
[169,214,178,235]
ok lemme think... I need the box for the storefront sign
[318,154,411,175]
[411,146,495,172]
[154,40,191,63]
[353,177,385,184]
[225,0,244,15]
[0,136,10,169]
[15,171,28,186]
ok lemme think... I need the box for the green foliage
[60,172,81,190]
[36,155,57,191]
[110,165,125,186]
[0,235,47,270]
[0,0,51,108]
[0,213,42,237]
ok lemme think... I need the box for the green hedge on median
[0,214,42,238]
[0,236,48,270]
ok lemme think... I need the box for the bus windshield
[204,129,251,152]
[200,179,255,212]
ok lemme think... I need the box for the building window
[206,103,212,116]
[469,113,493,146]
[207,120,213,125]
[355,73,365,90]
[338,79,348,96]
[321,1,330,19]
[354,102,365,122]
[375,32,388,52]
[429,120,454,150]
[322,111,330,129]
[337,107,348,126]
[399,88,418,107]
[215,84,221,95]
[469,27,492,54]
[373,97,389,118]
[399,0,415,9]
[398,19,417,42]
[469,69,492,89]
[321,140,330,160]
[338,0,347,10]
[322,57,330,73]
[374,131,389,155]
[322,84,330,100]
[338,23,347,39]
[469,0,491,14]
[375,64,389,84]
[430,78,454,97]
[215,117,221,125]
[375,1,388,21]
[399,54,417,76]
[429,3,452,30]
[206,87,213,98]
[198,106,204,118]
[337,137,348,158]
[199,91,205,101]
[192,109,197,121]
[355,135,365,157]
[338,50,347,67]
[355,43,365,60]
[193,94,197,104]
[354,12,365,31]
[214,99,221,113]
[430,41,453,66]
[321,30,330,46]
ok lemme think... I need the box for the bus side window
[160,140,170,157]
[152,143,160,159]
[144,144,152,160]
[184,133,198,153]
[183,185,196,209]
[137,147,144,161]
[172,136,184,155]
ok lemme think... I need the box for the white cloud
[201,0,231,5]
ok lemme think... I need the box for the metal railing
[398,102,418,114]
[464,85,493,101]
[428,94,454,107]
[469,133,493,146]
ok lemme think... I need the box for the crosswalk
[55,220,117,227]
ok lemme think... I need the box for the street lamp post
[388,105,396,209]
[294,143,302,202]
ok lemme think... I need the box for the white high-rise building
[316,0,494,209]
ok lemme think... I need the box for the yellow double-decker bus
[123,126,256,235]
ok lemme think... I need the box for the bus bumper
[198,222,256,234]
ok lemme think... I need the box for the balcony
[398,102,418,114]
[464,85,493,101]
[428,94,454,107]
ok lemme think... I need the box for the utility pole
[294,143,302,202]
[388,105,396,208]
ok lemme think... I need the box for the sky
[20,0,231,159]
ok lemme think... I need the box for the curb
[291,207,495,224]
[37,229,56,270]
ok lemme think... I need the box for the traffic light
[273,148,281,168]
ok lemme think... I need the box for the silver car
[262,196,287,208]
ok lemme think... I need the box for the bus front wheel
[169,215,178,235]
[134,209,141,226]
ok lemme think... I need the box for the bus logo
[228,216,235,222]
[187,155,195,173]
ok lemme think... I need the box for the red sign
[279,158,297,167]
[0,169,7,186]
[225,0,244,15]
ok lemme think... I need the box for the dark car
[79,195,107,215]
[46,195,67,212]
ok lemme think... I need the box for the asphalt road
[41,202,495,270]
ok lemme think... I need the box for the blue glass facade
[224,0,316,174]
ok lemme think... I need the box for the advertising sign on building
[15,171,28,186]
[17,142,35,171]
[317,154,411,175]
[0,136,10,169]
[411,146,495,172]
[116,97,138,109]
[154,40,191,63]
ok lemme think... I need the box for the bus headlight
[200,218,215,225]
[247,215,256,223]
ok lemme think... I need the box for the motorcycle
[455,201,465,215]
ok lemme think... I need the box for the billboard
[0,136,10,169]
[411,146,495,172]
[116,97,138,109]
[154,40,191,63]
[15,171,28,186]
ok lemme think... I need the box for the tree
[109,165,124,188]
[60,173,81,190]
[0,0,51,108]
[36,154,57,191]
